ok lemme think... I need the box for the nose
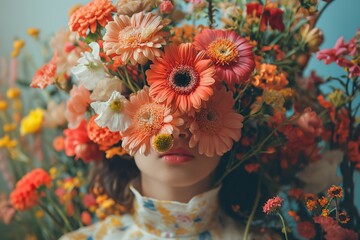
[173,128,190,140]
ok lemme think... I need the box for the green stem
[277,212,289,240]
[38,202,65,231]
[46,191,73,232]
[244,180,261,240]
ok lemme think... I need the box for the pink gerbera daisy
[121,87,184,155]
[188,87,244,157]
[103,12,169,65]
[193,29,255,86]
[146,43,216,113]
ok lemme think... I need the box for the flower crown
[33,0,256,159]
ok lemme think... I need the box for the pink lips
[160,148,194,164]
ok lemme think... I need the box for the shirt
[59,186,247,240]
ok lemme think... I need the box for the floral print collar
[129,185,221,238]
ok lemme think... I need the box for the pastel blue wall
[0,0,359,209]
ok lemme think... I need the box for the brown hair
[89,152,266,223]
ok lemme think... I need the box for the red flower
[263,196,283,214]
[314,216,358,240]
[244,163,260,173]
[348,140,360,169]
[327,185,343,199]
[63,119,102,162]
[297,221,316,239]
[262,7,285,32]
[246,3,285,32]
[246,3,263,16]
[10,169,52,211]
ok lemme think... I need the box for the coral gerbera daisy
[30,52,57,89]
[103,12,169,65]
[121,87,184,155]
[193,29,255,86]
[188,87,244,157]
[146,43,216,113]
[69,0,116,37]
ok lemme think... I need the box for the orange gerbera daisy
[121,87,184,155]
[146,43,216,113]
[193,29,255,86]
[103,12,169,65]
[189,87,244,157]
[69,0,116,37]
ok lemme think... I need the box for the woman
[60,126,270,239]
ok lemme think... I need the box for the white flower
[297,150,343,194]
[71,42,107,90]
[90,91,131,132]
[90,76,127,102]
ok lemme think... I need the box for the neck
[139,175,214,203]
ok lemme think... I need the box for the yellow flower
[6,87,21,99]
[20,108,44,135]
[328,89,346,108]
[3,123,17,132]
[0,135,17,148]
[101,199,115,209]
[0,101,8,111]
[105,147,127,159]
[321,209,329,217]
[27,28,40,39]
[11,40,25,58]
[300,24,323,52]
[25,234,37,240]
[35,210,44,219]
[49,167,58,179]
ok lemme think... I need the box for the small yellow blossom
[0,135,17,148]
[328,89,347,108]
[0,101,8,111]
[35,210,44,219]
[6,87,21,99]
[105,146,127,159]
[49,167,58,179]
[321,209,329,217]
[318,196,328,207]
[25,234,37,240]
[11,40,25,58]
[20,108,44,135]
[101,199,115,209]
[3,123,17,132]
[27,28,40,39]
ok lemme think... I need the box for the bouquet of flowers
[0,0,359,239]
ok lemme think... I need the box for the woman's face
[134,129,221,188]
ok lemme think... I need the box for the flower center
[135,103,165,135]
[168,65,199,95]
[152,134,173,153]
[119,26,141,47]
[206,38,238,65]
[196,107,220,134]
[86,62,100,69]
[109,100,123,112]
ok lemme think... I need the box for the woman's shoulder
[59,214,133,240]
